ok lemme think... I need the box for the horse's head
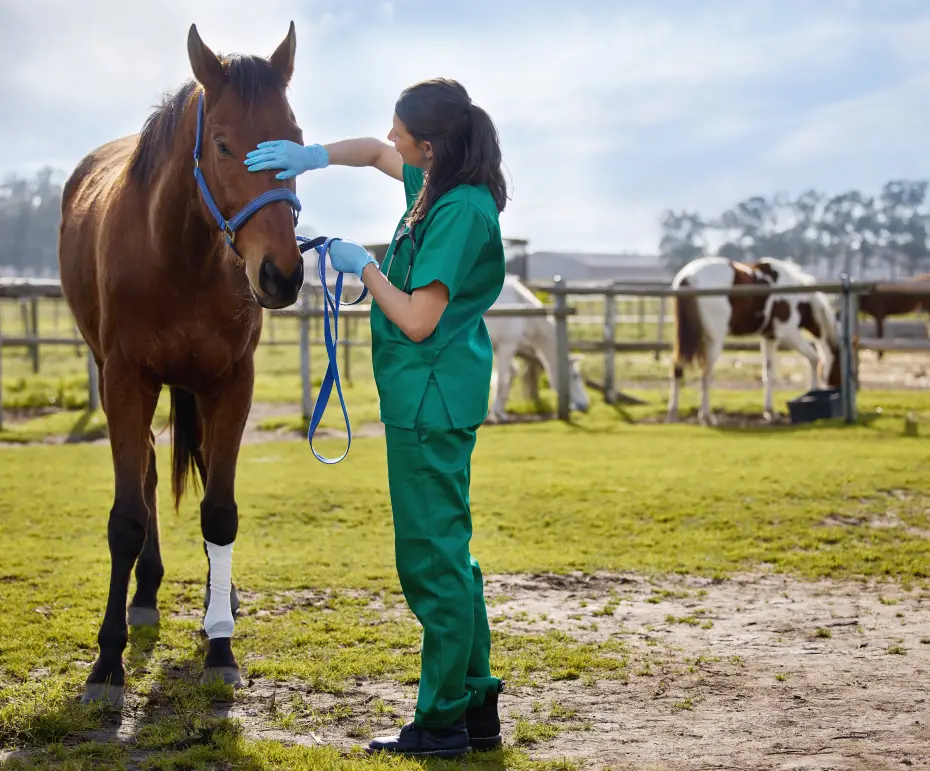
[187,23,305,309]
[569,354,590,413]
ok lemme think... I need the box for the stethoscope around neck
[382,224,418,293]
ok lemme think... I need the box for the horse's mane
[128,54,288,186]
[756,256,817,285]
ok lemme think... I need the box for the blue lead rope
[297,236,369,464]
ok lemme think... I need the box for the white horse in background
[485,275,590,422]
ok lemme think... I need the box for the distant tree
[879,180,929,275]
[713,195,776,261]
[0,167,64,277]
[658,210,707,272]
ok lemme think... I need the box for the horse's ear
[269,21,297,83]
[187,23,226,92]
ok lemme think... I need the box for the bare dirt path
[210,571,930,770]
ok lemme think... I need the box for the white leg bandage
[204,541,234,640]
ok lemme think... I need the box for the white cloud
[1,2,928,254]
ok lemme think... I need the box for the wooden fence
[3,275,930,430]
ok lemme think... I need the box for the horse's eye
[215,139,232,156]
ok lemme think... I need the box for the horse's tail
[814,292,840,350]
[169,386,206,512]
[672,277,705,374]
[812,292,846,387]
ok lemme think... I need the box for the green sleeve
[409,202,490,300]
[402,164,425,208]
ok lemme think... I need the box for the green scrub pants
[384,376,501,728]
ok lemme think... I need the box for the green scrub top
[370,164,505,430]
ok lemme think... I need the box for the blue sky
[2,0,928,254]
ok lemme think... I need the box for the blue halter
[298,236,369,464]
[193,91,302,255]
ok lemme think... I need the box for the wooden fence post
[554,276,570,421]
[655,296,666,361]
[299,298,312,422]
[603,292,616,404]
[838,274,857,424]
[343,316,351,385]
[30,298,39,373]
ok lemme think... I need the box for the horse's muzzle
[257,255,303,309]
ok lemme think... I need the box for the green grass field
[3,295,930,768]
[3,394,930,769]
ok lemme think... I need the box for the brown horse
[58,23,306,707]
[858,273,930,361]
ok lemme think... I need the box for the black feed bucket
[787,387,843,425]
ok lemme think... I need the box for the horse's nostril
[259,256,279,297]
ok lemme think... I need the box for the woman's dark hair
[395,78,508,226]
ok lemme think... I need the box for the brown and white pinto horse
[666,256,841,425]
[58,23,305,708]
[858,273,930,361]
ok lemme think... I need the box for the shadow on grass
[65,410,108,444]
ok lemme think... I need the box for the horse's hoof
[81,683,124,709]
[201,666,244,689]
[128,605,160,627]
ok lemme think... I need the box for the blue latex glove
[244,140,329,180]
[328,239,378,280]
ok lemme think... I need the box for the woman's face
[388,113,432,170]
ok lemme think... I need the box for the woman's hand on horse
[244,140,329,180]
[328,239,378,280]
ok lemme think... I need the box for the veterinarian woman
[245,78,507,758]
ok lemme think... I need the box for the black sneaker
[366,720,471,758]
[466,680,504,750]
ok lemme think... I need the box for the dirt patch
[639,410,797,428]
[483,572,930,769]
[158,571,930,769]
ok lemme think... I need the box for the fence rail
[3,274,929,431]
[526,277,930,297]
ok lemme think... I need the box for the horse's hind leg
[197,357,254,689]
[83,362,160,708]
[698,341,723,426]
[128,432,163,627]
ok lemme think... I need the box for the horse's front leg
[698,341,723,426]
[761,338,778,422]
[197,357,254,688]
[83,361,160,707]
[490,344,517,422]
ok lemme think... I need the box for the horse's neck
[147,109,218,268]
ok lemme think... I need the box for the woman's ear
[421,139,433,160]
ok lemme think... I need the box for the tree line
[2,168,929,280]
[659,179,930,278]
